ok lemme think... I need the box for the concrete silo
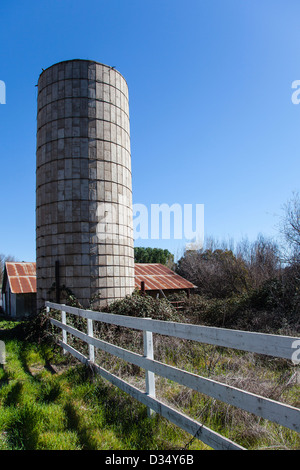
[36,59,135,310]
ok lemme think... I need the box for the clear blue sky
[0,0,299,262]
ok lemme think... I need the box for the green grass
[0,319,208,450]
[0,317,299,450]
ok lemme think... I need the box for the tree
[236,234,280,289]
[177,234,281,298]
[177,247,249,298]
[134,247,174,267]
[0,254,16,287]
[280,192,300,263]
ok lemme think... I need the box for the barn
[1,262,195,317]
[1,262,37,317]
[135,263,197,297]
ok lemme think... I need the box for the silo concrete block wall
[36,60,135,310]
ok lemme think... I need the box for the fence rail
[46,301,300,451]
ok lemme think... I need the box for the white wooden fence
[46,301,300,451]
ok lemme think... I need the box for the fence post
[61,306,67,355]
[143,326,156,417]
[0,340,6,366]
[87,318,95,363]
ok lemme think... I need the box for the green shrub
[105,290,183,322]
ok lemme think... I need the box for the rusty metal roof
[3,262,195,295]
[135,263,196,291]
[5,262,36,294]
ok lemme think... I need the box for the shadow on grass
[3,381,24,407]
[4,402,41,450]
[63,364,161,450]
[63,401,99,450]
[92,379,160,450]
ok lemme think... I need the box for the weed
[0,312,299,450]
